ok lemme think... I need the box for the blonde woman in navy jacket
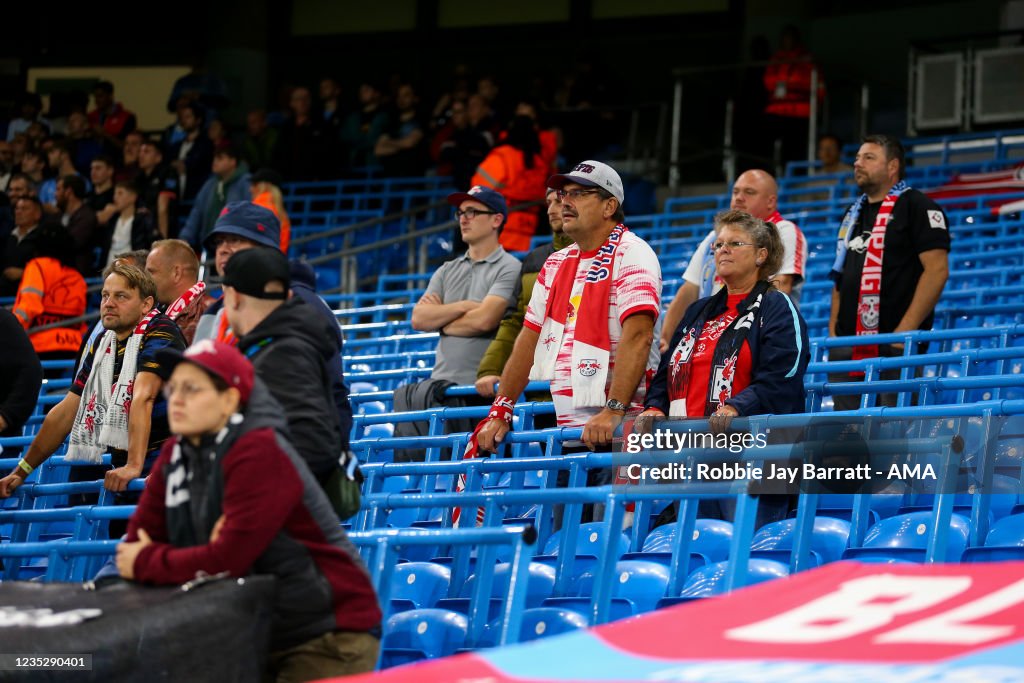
[643,210,809,424]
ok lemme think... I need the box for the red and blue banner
[336,561,1024,682]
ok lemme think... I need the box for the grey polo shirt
[426,246,521,385]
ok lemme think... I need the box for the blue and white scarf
[829,180,910,282]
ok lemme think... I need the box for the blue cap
[205,201,282,251]
[447,185,508,224]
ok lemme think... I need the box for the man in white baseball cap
[470,159,662,526]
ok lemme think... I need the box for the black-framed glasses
[556,189,601,202]
[454,208,498,220]
[712,240,757,252]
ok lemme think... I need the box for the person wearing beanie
[116,341,381,680]
[191,200,281,346]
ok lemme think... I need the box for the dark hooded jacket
[236,297,343,478]
[289,259,352,449]
[126,379,382,649]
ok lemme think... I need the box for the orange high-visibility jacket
[253,190,292,253]
[13,256,87,354]
[472,145,549,252]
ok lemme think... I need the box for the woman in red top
[643,209,809,424]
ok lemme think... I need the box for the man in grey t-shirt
[411,186,521,385]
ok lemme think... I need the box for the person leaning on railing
[639,210,810,526]
[115,342,381,681]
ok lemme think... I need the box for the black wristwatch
[605,398,628,413]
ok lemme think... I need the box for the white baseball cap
[548,160,624,205]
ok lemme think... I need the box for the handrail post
[669,75,683,190]
[859,82,870,140]
[807,66,819,171]
[723,98,736,187]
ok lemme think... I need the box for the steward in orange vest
[471,116,548,252]
[12,223,87,358]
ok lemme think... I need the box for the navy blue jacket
[646,287,810,417]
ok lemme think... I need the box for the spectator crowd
[0,49,954,682]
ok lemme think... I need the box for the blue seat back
[751,517,851,564]
[389,562,452,611]
[679,559,790,598]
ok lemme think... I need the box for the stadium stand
[4,124,1024,677]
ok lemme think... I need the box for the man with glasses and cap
[410,185,521,386]
[473,161,661,507]
[396,186,520,462]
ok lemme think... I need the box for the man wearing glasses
[475,160,661,459]
[411,186,521,386]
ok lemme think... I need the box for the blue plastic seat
[359,401,387,416]
[517,607,589,642]
[567,560,671,615]
[438,561,556,616]
[380,608,468,668]
[750,517,851,566]
[621,518,733,570]
[843,511,970,563]
[963,512,1024,562]
[389,562,452,613]
[678,559,790,598]
[535,522,630,584]
[540,522,631,560]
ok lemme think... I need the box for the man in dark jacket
[223,248,344,485]
[289,260,352,447]
[0,308,43,441]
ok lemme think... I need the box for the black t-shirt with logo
[835,188,951,337]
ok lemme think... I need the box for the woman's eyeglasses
[712,241,756,252]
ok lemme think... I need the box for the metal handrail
[303,198,545,295]
[290,197,450,247]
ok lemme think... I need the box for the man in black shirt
[828,134,950,410]
[135,140,179,238]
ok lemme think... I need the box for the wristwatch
[606,398,628,413]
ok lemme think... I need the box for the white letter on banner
[725,575,971,643]
[878,578,1024,645]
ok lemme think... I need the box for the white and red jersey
[524,231,661,428]
[766,210,808,305]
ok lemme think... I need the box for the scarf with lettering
[67,308,160,462]
[830,181,909,365]
[667,281,769,417]
[530,224,627,408]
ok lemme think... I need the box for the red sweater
[127,423,381,646]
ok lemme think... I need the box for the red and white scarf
[851,187,908,364]
[67,308,160,462]
[452,396,514,527]
[529,224,628,407]
[164,281,206,321]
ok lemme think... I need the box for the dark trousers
[828,345,904,411]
